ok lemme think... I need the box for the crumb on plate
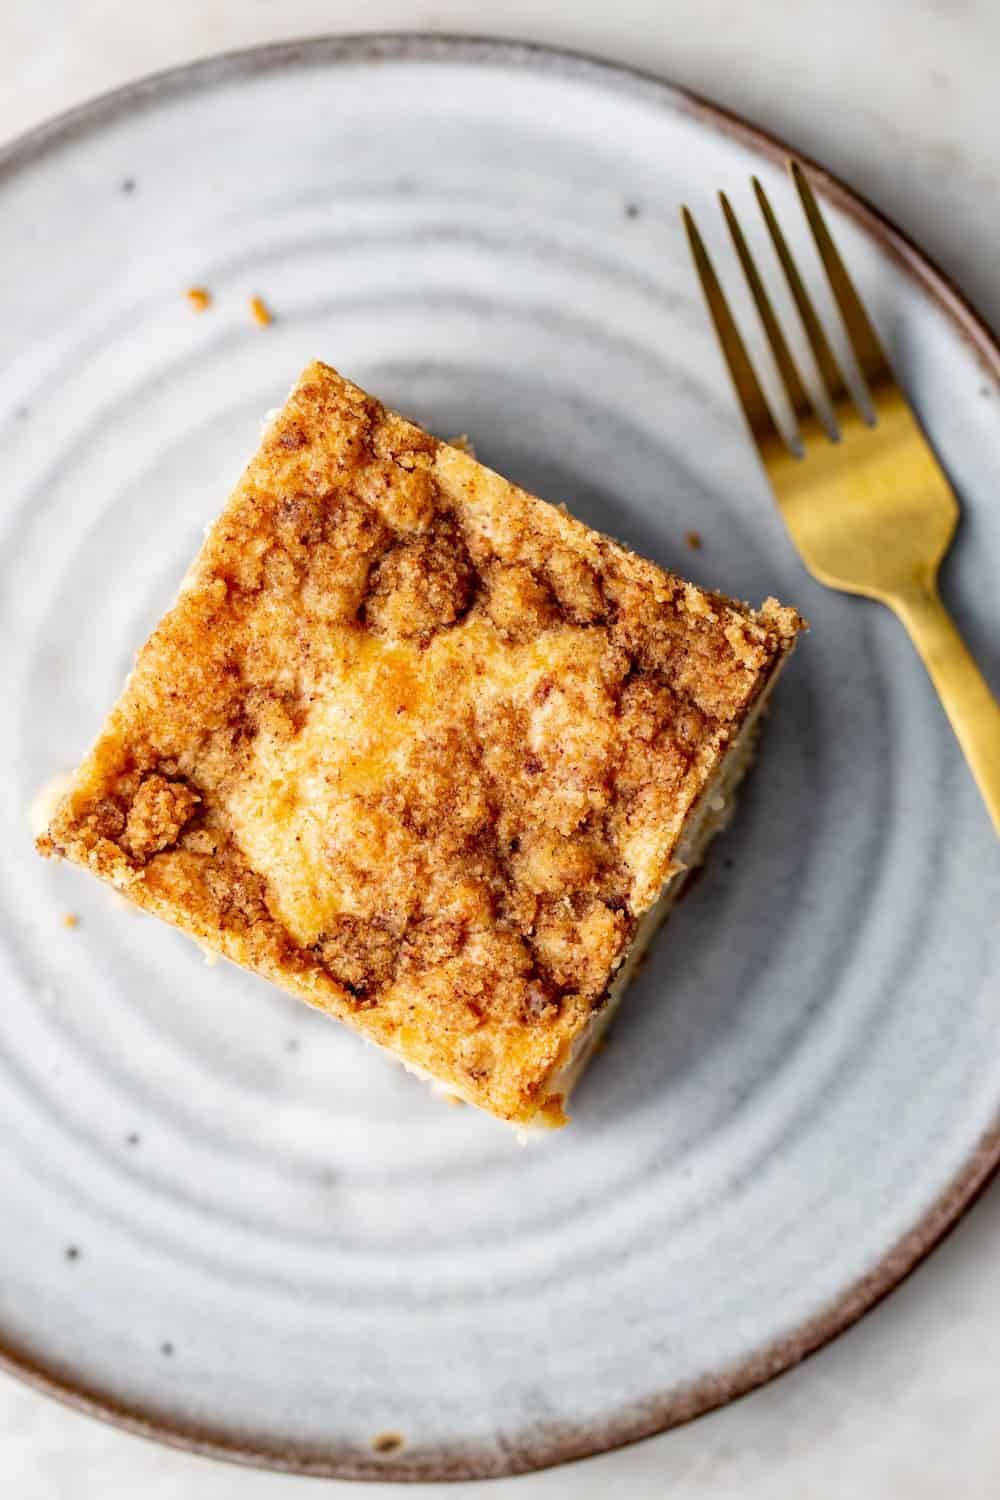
[371,1432,405,1455]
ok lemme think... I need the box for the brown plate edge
[1,31,998,1484]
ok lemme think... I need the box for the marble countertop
[3,2,998,1496]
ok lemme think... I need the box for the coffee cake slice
[39,361,802,1128]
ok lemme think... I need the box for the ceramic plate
[1,35,998,1483]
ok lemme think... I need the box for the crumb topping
[123,774,200,860]
[41,362,802,1122]
[364,516,476,640]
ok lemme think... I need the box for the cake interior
[533,653,786,1124]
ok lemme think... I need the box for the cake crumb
[28,771,74,837]
[685,530,702,550]
[371,1432,404,1455]
[431,1082,465,1108]
[249,296,273,326]
[62,913,79,930]
[186,287,211,313]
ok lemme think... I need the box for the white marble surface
[2,3,999,1496]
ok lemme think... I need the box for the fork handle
[891,580,1000,837]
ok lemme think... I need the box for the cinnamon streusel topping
[40,362,801,1124]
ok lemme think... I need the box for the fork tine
[752,175,848,409]
[682,206,785,454]
[790,161,891,394]
[719,190,813,430]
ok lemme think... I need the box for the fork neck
[887,571,1000,837]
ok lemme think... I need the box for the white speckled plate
[1,35,998,1483]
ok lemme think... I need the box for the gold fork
[683,163,1000,836]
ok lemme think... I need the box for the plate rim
[2,30,998,1483]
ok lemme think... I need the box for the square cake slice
[39,362,802,1128]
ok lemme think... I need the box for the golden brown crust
[40,362,803,1124]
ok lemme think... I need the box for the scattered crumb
[160,1341,174,1357]
[186,286,211,313]
[685,531,702,550]
[371,1432,404,1455]
[431,1080,465,1107]
[64,1245,80,1261]
[285,1038,300,1054]
[120,177,136,195]
[625,202,640,219]
[62,913,79,930]
[249,295,273,326]
[125,1132,141,1147]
